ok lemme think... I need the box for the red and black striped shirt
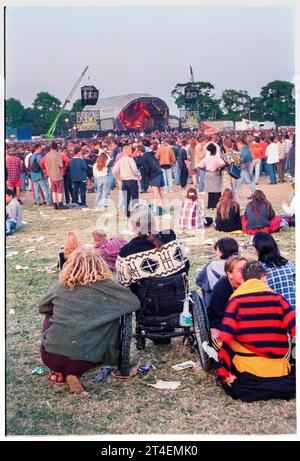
[217,285,295,380]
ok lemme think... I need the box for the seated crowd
[38,202,295,402]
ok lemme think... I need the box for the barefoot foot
[66,375,85,393]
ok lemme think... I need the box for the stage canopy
[81,93,169,132]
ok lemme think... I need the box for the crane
[45,65,89,139]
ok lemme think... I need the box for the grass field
[6,181,296,436]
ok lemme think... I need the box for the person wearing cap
[92,229,127,272]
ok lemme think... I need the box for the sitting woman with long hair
[93,152,110,209]
[242,190,282,235]
[252,232,295,310]
[39,247,140,393]
[57,231,82,270]
[215,188,242,232]
[179,187,213,234]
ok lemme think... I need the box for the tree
[171,81,223,120]
[259,80,295,126]
[249,96,265,121]
[32,92,63,134]
[221,89,251,122]
[5,98,26,127]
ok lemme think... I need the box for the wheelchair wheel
[191,290,212,372]
[118,313,132,376]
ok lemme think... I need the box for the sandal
[111,365,139,380]
[47,371,66,385]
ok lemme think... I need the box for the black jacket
[141,150,162,180]
[215,206,242,232]
[207,276,234,329]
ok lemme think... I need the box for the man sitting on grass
[217,261,295,402]
[6,189,23,236]
[93,229,127,272]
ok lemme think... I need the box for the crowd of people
[5,128,295,235]
[5,128,296,402]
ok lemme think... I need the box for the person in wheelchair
[38,246,140,393]
[116,203,190,345]
[217,261,295,402]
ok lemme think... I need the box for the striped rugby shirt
[217,279,295,382]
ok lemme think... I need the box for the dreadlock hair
[60,246,112,289]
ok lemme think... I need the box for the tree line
[172,79,295,126]
[6,79,295,136]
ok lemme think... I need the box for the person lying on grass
[217,261,295,402]
[38,246,140,394]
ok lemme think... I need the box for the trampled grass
[6,183,296,436]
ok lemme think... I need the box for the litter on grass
[201,238,215,246]
[15,265,30,271]
[92,367,114,383]
[9,309,15,315]
[6,251,19,258]
[24,248,36,254]
[138,364,156,374]
[44,266,57,274]
[147,380,181,390]
[31,366,47,376]
[171,360,195,371]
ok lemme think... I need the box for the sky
[5,5,295,115]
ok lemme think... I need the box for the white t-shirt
[93,154,109,178]
[24,152,32,169]
[266,143,279,164]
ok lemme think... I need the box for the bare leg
[15,186,21,200]
[152,186,159,213]
[52,192,58,204]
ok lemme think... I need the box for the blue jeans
[73,181,87,206]
[6,220,17,234]
[94,176,110,208]
[172,162,180,185]
[268,163,277,184]
[108,169,115,190]
[21,172,28,191]
[33,178,51,204]
[260,158,267,175]
[162,167,173,192]
[235,163,256,196]
[122,180,139,217]
[198,169,206,192]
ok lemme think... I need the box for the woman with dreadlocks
[38,246,140,393]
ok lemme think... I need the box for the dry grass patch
[6,186,296,435]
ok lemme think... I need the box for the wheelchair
[118,272,213,376]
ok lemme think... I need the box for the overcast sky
[5,5,294,115]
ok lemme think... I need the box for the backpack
[30,154,41,173]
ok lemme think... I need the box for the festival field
[6,179,296,436]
